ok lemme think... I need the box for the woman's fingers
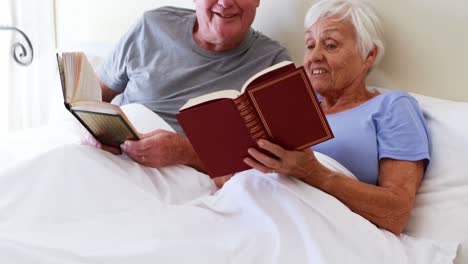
[244,140,287,174]
[247,147,281,170]
[257,139,286,158]
[243,156,276,174]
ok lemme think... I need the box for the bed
[1,0,468,263]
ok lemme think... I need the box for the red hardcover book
[176,61,333,177]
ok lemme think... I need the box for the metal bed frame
[0,26,33,66]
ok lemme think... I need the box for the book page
[56,54,66,102]
[62,53,76,103]
[73,53,82,100]
[240,61,294,93]
[121,104,175,134]
[74,52,102,102]
[72,100,122,115]
[179,90,240,111]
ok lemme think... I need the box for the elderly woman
[243,0,430,235]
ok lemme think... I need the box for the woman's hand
[243,139,326,180]
[246,140,425,235]
[120,129,203,170]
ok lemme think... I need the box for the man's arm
[99,80,121,103]
[120,129,207,173]
[95,81,206,172]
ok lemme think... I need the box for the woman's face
[194,0,259,50]
[303,16,371,97]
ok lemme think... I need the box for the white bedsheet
[0,147,456,263]
[0,103,460,263]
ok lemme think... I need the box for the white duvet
[0,104,458,263]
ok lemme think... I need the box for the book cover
[177,63,333,177]
[71,110,140,148]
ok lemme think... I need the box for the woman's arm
[306,158,424,235]
[244,139,425,235]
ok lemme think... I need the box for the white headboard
[55,0,468,102]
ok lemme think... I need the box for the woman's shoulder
[374,89,420,109]
[379,89,413,100]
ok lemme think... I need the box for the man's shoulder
[249,30,290,61]
[132,6,195,37]
[252,30,286,49]
[142,6,195,23]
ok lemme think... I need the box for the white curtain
[3,0,60,133]
[0,0,12,134]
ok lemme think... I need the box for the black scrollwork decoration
[0,26,34,66]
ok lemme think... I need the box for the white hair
[304,0,385,66]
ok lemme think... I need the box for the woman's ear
[366,46,378,67]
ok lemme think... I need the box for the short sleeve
[98,18,143,93]
[377,96,431,163]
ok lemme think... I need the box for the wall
[55,0,468,101]
[368,0,468,102]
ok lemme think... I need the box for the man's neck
[193,22,245,52]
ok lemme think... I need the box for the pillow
[369,87,468,190]
[373,89,468,264]
[410,93,468,191]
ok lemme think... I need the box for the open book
[176,61,334,177]
[56,52,140,147]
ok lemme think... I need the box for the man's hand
[80,127,121,155]
[120,129,204,170]
[212,174,234,188]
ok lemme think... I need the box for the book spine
[233,94,267,143]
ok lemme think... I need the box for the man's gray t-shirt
[99,6,290,134]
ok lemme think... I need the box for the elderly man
[87,0,290,173]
